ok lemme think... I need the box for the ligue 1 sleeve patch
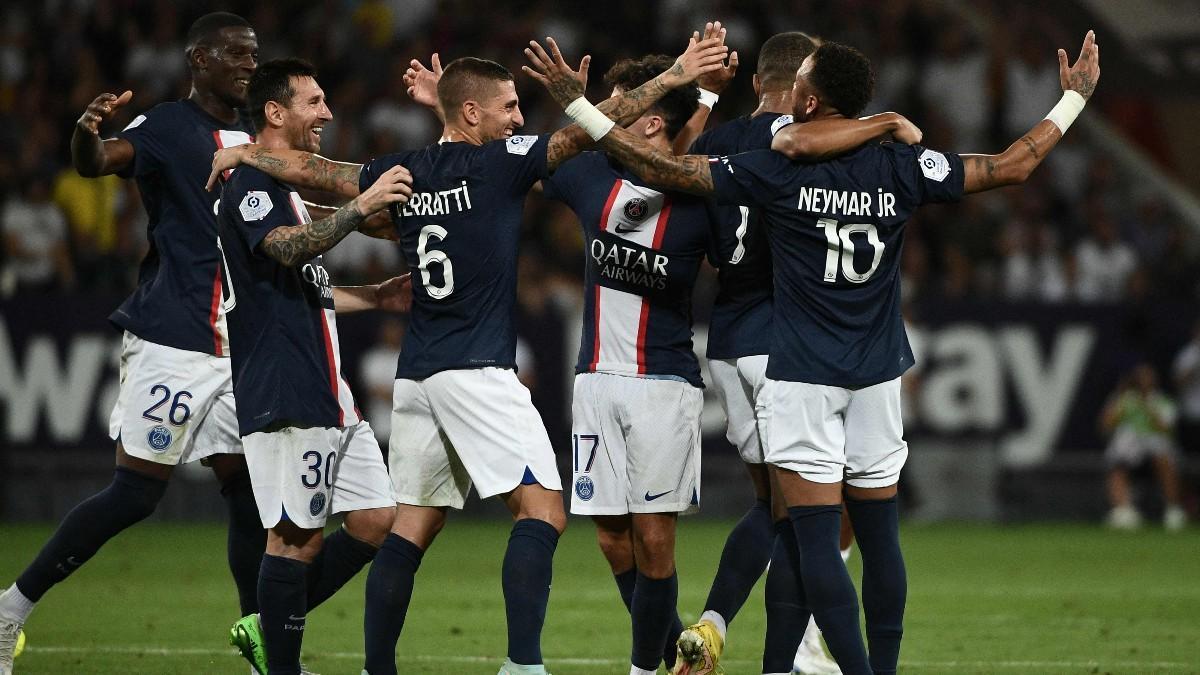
[239,191,274,221]
[918,149,951,182]
[770,114,795,137]
[505,135,538,155]
[123,114,147,131]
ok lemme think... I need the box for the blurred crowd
[1,0,1196,310]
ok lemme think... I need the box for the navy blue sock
[502,519,559,665]
[630,572,678,671]
[258,554,308,675]
[846,496,906,675]
[613,568,682,668]
[306,528,378,610]
[364,534,424,675]
[16,467,165,602]
[703,499,773,623]
[788,505,871,675]
[220,469,265,616]
[763,521,811,674]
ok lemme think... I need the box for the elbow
[772,136,806,160]
[73,160,100,178]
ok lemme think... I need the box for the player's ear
[752,73,762,98]
[644,115,664,139]
[189,45,207,74]
[462,100,480,126]
[263,100,285,129]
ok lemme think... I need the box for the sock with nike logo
[259,554,308,675]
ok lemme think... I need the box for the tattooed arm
[207,145,365,196]
[963,30,1099,194]
[258,165,412,267]
[592,124,716,195]
[526,31,730,171]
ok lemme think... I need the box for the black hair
[248,58,317,132]
[808,42,874,118]
[186,12,251,52]
[437,57,514,115]
[603,55,699,140]
[757,31,817,90]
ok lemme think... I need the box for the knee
[268,523,323,562]
[345,506,396,548]
[111,467,167,521]
[595,528,633,568]
[517,498,566,535]
[632,528,675,576]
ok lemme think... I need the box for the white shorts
[762,377,907,488]
[1105,427,1176,467]
[570,372,703,515]
[244,420,394,530]
[708,355,769,464]
[389,367,562,509]
[108,331,242,465]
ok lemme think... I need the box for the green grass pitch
[1,520,1197,674]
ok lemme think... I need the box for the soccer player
[672,31,921,675]
[206,35,729,675]
[0,13,266,673]
[217,58,414,675]
[531,29,1100,675]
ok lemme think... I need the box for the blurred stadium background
[1,0,1199,672]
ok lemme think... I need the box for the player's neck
[752,90,792,117]
[440,124,484,146]
[256,129,292,153]
[188,87,239,126]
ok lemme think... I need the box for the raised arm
[673,22,739,155]
[207,145,364,196]
[962,30,1099,194]
[772,112,923,160]
[71,90,135,177]
[257,165,412,267]
[524,31,729,171]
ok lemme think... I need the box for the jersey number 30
[816,218,884,284]
[417,224,455,298]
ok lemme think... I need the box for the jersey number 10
[816,218,884,284]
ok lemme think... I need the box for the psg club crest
[574,475,595,501]
[146,425,173,453]
[309,492,328,517]
[623,197,649,221]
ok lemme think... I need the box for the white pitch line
[23,646,1194,670]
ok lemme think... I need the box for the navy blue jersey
[113,100,254,355]
[359,135,551,380]
[709,143,965,386]
[218,166,360,435]
[544,151,731,388]
[690,113,795,359]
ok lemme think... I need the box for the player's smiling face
[280,75,332,153]
[203,27,259,107]
[790,54,820,122]
[475,80,524,143]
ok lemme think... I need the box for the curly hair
[603,55,699,140]
[808,42,874,118]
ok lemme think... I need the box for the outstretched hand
[376,273,413,313]
[404,53,443,110]
[663,23,731,88]
[77,90,133,135]
[694,22,738,94]
[522,37,592,107]
[1059,30,1099,100]
[206,145,254,191]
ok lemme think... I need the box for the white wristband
[1044,90,1086,134]
[697,88,720,110]
[564,97,615,141]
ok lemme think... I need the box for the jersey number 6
[816,218,885,284]
[417,224,455,299]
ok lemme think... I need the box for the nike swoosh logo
[615,224,641,234]
[644,490,673,501]
[288,615,306,622]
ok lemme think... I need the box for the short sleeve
[541,152,596,204]
[704,200,741,265]
[115,104,175,179]
[483,134,552,194]
[359,153,407,194]
[689,128,716,155]
[222,170,301,254]
[893,144,965,205]
[708,150,799,208]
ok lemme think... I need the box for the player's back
[360,134,551,379]
[112,99,254,355]
[690,113,794,360]
[711,142,964,386]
